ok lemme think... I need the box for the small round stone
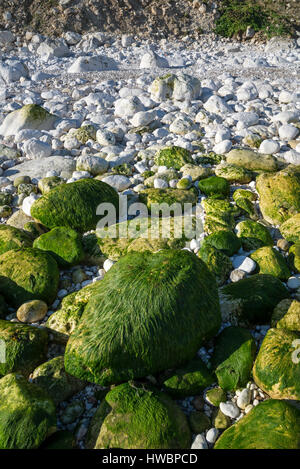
[206,428,219,444]
[17,300,48,323]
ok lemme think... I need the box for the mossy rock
[205,387,227,407]
[31,356,86,405]
[226,148,277,172]
[198,245,232,286]
[162,357,215,398]
[17,183,37,197]
[86,382,192,449]
[212,408,231,430]
[0,193,12,205]
[0,373,56,449]
[280,213,300,243]
[31,178,119,233]
[38,176,64,194]
[201,230,241,257]
[256,169,300,225]
[234,196,258,220]
[144,169,178,188]
[154,146,193,170]
[215,163,253,184]
[211,326,256,391]
[215,399,300,449]
[0,143,21,159]
[111,163,133,177]
[97,216,196,261]
[181,164,213,182]
[233,189,257,203]
[236,219,273,250]
[82,232,105,265]
[189,412,211,434]
[0,248,59,308]
[0,104,57,136]
[253,328,300,400]
[0,320,48,378]
[33,226,84,267]
[72,124,96,144]
[0,224,32,255]
[40,431,75,449]
[202,198,239,234]
[288,243,300,273]
[220,274,289,326]
[250,246,291,280]
[46,281,101,337]
[65,250,221,386]
[271,299,300,331]
[139,187,198,211]
[23,221,48,240]
[198,176,229,198]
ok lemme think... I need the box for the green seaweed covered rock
[256,169,300,225]
[211,327,256,391]
[215,163,253,184]
[214,399,300,449]
[198,245,232,286]
[0,225,32,255]
[189,412,211,434]
[0,248,59,307]
[288,243,300,273]
[202,198,239,234]
[0,104,57,137]
[198,176,229,198]
[0,373,56,449]
[233,189,258,220]
[250,246,291,280]
[38,176,64,194]
[154,146,193,170]
[162,357,215,398]
[139,188,197,211]
[31,356,86,405]
[33,226,84,267]
[236,219,273,250]
[280,213,300,243]
[201,230,241,256]
[271,299,300,331]
[65,250,221,386]
[253,328,300,400]
[86,382,191,449]
[226,148,277,172]
[220,274,289,325]
[0,320,48,378]
[30,179,119,232]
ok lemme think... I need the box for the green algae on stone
[38,176,64,194]
[32,356,86,405]
[65,250,221,386]
[271,299,300,331]
[181,164,213,182]
[31,178,119,233]
[256,169,300,225]
[189,412,211,434]
[154,146,193,170]
[86,382,192,449]
[220,274,289,326]
[0,143,21,159]
[40,431,75,449]
[0,104,57,136]
[233,189,257,203]
[0,373,56,449]
[23,221,48,240]
[139,187,198,211]
[236,219,273,250]
[280,213,300,243]
[82,232,105,265]
[144,169,179,188]
[215,163,253,184]
[212,408,231,430]
[0,224,32,255]
[250,246,291,280]
[226,148,277,172]
[0,320,48,378]
[0,248,59,308]
[33,226,84,267]
[253,328,300,400]
[205,387,227,407]
[288,243,300,273]
[201,230,241,257]
[198,176,229,198]
[0,193,12,205]
[214,399,300,449]
[198,245,232,286]
[202,198,238,234]
[162,357,215,398]
[211,326,256,391]
[72,124,96,143]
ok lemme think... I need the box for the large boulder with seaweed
[198,176,229,198]
[30,179,119,233]
[201,230,241,256]
[46,281,101,337]
[154,146,193,170]
[271,299,300,331]
[226,148,277,172]
[198,245,232,286]
[219,274,289,326]
[181,164,212,182]
[65,250,221,386]
[280,213,300,243]
[31,356,86,405]
[139,187,198,211]
[162,357,214,398]
[0,373,56,449]
[233,189,258,220]
[0,224,32,255]
[86,382,191,449]
[33,227,84,267]
[0,248,59,308]
[215,399,300,449]
[96,216,197,260]
[256,169,300,225]
[202,198,239,234]
[215,163,253,184]
[0,320,48,378]
[288,243,300,273]
[0,104,57,137]
[211,327,256,391]
[250,246,290,280]
[236,219,273,250]
[253,328,300,400]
